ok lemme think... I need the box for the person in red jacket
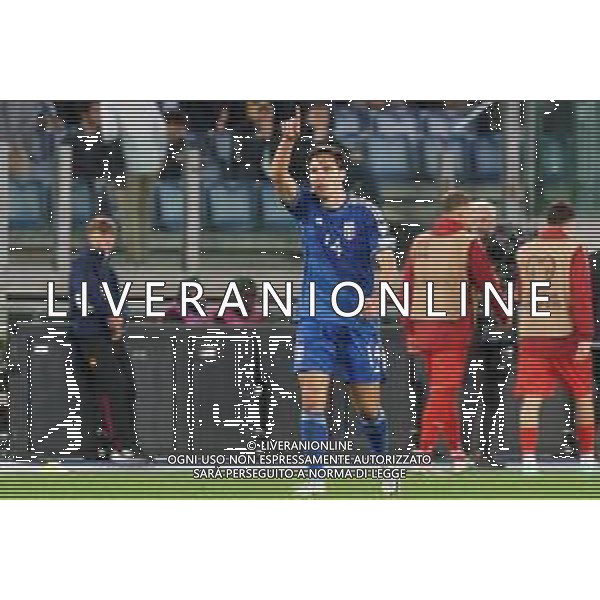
[514,202,596,467]
[401,193,508,465]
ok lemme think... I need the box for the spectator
[290,102,334,181]
[202,105,238,177]
[180,101,246,175]
[280,102,376,201]
[331,100,421,202]
[160,111,188,181]
[423,100,473,188]
[69,102,124,216]
[99,101,169,262]
[0,101,55,177]
[181,101,234,139]
[234,101,278,180]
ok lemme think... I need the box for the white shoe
[579,455,599,469]
[296,479,326,496]
[111,449,138,461]
[449,452,473,472]
[521,456,540,474]
[381,480,398,495]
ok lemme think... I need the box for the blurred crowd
[0,99,502,188]
[0,100,513,248]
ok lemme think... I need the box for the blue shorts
[294,318,385,384]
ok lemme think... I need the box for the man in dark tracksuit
[391,223,427,448]
[68,217,138,458]
[467,204,516,466]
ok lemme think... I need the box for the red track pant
[417,349,469,454]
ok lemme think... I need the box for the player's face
[309,154,346,198]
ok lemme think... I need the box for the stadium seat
[540,137,566,181]
[71,183,95,228]
[155,181,185,231]
[213,130,235,164]
[422,136,462,180]
[207,181,256,230]
[372,110,421,140]
[365,134,412,180]
[333,106,363,143]
[260,183,296,229]
[199,158,223,183]
[473,135,502,181]
[422,109,452,136]
[9,180,52,230]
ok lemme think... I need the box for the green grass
[1,468,599,499]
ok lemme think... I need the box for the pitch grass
[0,468,598,499]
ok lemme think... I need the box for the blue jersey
[289,187,395,321]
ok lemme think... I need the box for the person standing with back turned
[401,194,508,467]
[514,202,596,469]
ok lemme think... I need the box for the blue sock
[299,411,329,455]
[360,412,389,453]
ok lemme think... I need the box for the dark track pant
[475,343,505,452]
[412,343,505,453]
[71,337,137,455]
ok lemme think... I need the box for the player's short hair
[86,216,117,238]
[308,146,348,171]
[547,202,575,226]
[444,193,471,212]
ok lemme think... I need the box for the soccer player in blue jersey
[271,107,399,492]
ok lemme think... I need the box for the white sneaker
[112,449,139,461]
[579,455,599,469]
[521,456,540,474]
[296,479,327,496]
[381,480,398,495]
[449,452,473,472]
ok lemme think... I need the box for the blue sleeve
[362,205,396,257]
[287,185,319,221]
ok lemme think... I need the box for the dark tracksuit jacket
[69,248,137,453]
